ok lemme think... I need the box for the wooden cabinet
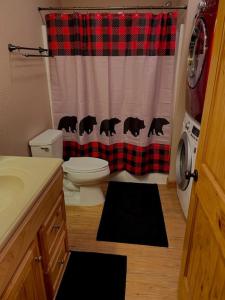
[39,194,67,264]
[45,231,69,298]
[38,193,69,299]
[1,239,47,300]
[0,167,69,300]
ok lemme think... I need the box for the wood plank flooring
[65,184,186,300]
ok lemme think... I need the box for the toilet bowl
[29,129,110,206]
[63,157,110,206]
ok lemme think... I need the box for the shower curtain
[46,12,177,175]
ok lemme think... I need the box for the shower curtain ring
[164,1,172,14]
[136,3,138,15]
[165,1,172,8]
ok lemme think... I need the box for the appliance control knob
[198,0,207,10]
[185,122,190,130]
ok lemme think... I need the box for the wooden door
[2,239,47,300]
[178,0,225,299]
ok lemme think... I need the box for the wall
[60,0,187,7]
[0,0,198,181]
[168,0,199,182]
[0,0,60,156]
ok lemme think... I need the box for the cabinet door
[38,193,66,267]
[2,239,47,300]
[38,194,69,299]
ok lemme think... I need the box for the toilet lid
[63,157,109,173]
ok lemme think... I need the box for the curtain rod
[38,5,187,12]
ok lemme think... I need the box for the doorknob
[185,170,198,182]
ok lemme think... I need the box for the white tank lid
[63,157,109,173]
[29,129,62,146]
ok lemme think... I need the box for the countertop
[0,156,63,249]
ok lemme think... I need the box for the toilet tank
[29,129,63,158]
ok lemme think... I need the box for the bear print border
[58,115,169,137]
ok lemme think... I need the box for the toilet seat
[63,157,109,173]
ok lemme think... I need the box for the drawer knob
[34,256,42,262]
[52,224,60,230]
[58,259,64,265]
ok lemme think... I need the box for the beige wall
[60,0,187,11]
[168,0,199,182]
[60,0,187,7]
[59,0,187,27]
[0,0,59,156]
[0,0,198,179]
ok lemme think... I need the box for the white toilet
[29,129,110,206]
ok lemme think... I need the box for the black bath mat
[56,251,127,300]
[97,182,168,247]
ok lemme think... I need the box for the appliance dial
[198,0,207,10]
[185,122,190,131]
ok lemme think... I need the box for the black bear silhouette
[58,116,77,133]
[79,115,97,136]
[124,117,145,137]
[148,118,169,136]
[100,118,121,136]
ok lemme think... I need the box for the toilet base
[64,184,105,206]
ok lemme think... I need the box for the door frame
[178,0,225,298]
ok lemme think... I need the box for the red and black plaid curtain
[46,12,177,56]
[46,12,177,175]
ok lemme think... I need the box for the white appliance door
[176,132,192,191]
[187,17,208,88]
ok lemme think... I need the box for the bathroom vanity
[0,157,69,299]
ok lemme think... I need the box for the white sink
[0,175,24,212]
[0,156,62,249]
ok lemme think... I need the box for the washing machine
[186,0,219,124]
[176,113,200,218]
[176,0,218,219]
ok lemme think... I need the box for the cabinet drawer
[39,194,65,260]
[48,230,69,296]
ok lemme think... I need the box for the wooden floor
[65,184,186,300]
